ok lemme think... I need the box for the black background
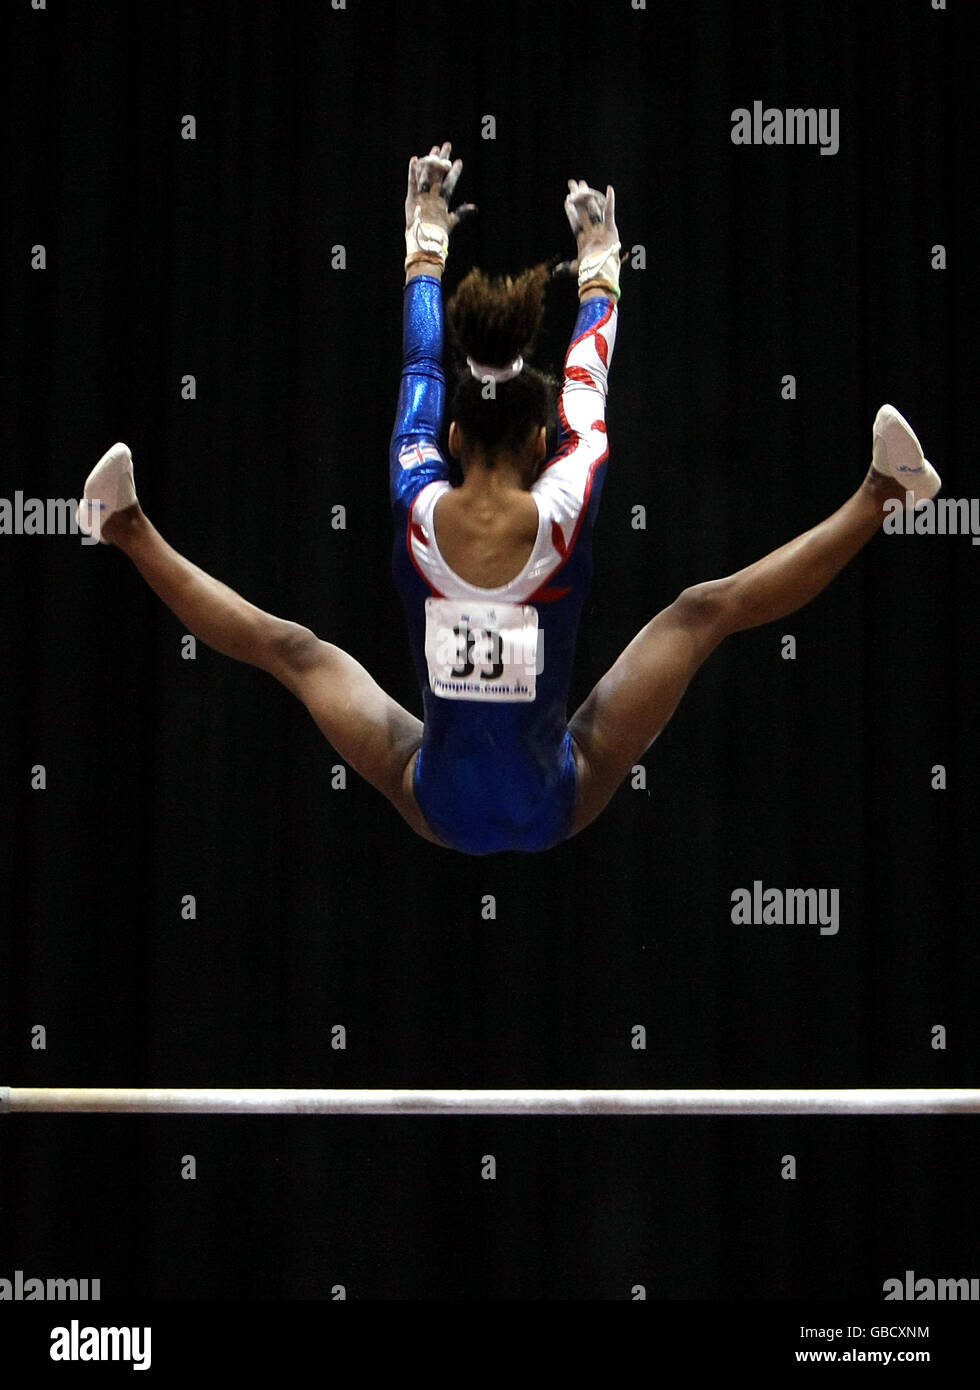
[1,0,976,1304]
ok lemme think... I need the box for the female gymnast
[78,140,941,855]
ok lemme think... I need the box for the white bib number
[424,598,540,702]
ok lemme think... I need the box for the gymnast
[78,140,941,855]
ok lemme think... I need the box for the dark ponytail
[446,264,558,461]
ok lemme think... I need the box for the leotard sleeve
[531,295,618,558]
[389,275,450,525]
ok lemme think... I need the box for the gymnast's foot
[77,442,140,544]
[868,404,941,506]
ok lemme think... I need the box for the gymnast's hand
[404,141,477,273]
[555,180,623,298]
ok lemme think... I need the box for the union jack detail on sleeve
[398,440,444,470]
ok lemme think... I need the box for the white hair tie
[466,355,524,383]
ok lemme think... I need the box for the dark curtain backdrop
[1,0,975,1301]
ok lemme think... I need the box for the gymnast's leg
[83,449,443,845]
[567,411,940,836]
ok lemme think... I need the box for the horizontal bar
[2,1088,980,1115]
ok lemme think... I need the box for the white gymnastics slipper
[871,405,941,507]
[77,442,137,542]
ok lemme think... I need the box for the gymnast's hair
[446,263,558,461]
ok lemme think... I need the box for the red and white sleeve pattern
[532,298,618,563]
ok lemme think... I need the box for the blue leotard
[390,275,618,854]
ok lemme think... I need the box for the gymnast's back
[390,272,618,854]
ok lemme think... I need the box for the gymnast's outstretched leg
[79,445,444,845]
[567,407,941,836]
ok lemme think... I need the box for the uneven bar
[2,1088,980,1115]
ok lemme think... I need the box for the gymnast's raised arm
[390,142,476,513]
[549,182,622,464]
